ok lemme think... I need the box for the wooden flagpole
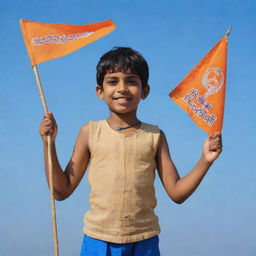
[33,65,59,256]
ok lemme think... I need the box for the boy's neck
[107,110,139,127]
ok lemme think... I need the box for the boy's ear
[141,84,150,100]
[96,85,104,100]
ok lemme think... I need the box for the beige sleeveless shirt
[83,120,161,243]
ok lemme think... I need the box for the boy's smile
[96,71,149,115]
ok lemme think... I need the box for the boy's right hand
[39,112,58,143]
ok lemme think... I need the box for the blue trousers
[80,235,161,256]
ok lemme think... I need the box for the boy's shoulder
[141,121,162,135]
[80,120,105,135]
[80,120,103,128]
[80,122,90,132]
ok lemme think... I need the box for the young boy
[39,47,222,256]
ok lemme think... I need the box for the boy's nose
[117,81,128,92]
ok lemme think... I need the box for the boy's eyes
[127,80,137,84]
[106,80,138,85]
[107,80,117,85]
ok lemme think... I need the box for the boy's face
[96,70,149,115]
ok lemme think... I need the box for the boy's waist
[85,204,157,222]
[83,210,160,243]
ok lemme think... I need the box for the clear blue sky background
[1,1,255,255]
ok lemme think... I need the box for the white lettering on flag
[32,32,94,45]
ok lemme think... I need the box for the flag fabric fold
[20,19,116,66]
[169,35,228,134]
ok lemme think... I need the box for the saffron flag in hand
[20,19,116,66]
[169,35,228,134]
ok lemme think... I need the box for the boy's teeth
[116,98,129,100]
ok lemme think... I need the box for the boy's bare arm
[156,130,222,204]
[39,112,90,200]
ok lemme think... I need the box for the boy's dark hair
[96,47,149,88]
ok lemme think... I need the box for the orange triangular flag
[169,35,228,134]
[20,19,116,66]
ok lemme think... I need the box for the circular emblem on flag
[202,67,224,98]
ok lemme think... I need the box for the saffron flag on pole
[169,34,228,134]
[20,19,116,66]
[20,18,116,256]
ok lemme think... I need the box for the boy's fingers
[39,111,57,139]
[43,111,53,119]
[40,126,54,135]
[43,118,51,123]
[41,120,53,128]
[209,133,222,144]
[42,112,57,125]
[213,137,222,145]
[209,137,223,152]
[210,138,222,146]
[213,132,222,139]
[47,111,57,124]
[51,115,57,125]
[209,144,222,151]
[209,134,214,140]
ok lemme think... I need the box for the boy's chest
[89,132,157,185]
[90,133,156,164]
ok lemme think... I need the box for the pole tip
[226,26,232,37]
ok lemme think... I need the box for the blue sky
[1,0,255,255]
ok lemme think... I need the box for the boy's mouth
[113,97,132,102]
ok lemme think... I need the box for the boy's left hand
[203,132,222,163]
